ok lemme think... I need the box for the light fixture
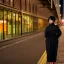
[60,14,61,16]
[62,19,64,22]
[59,4,61,7]
[0,20,6,24]
[13,13,15,16]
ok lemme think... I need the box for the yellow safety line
[37,50,47,64]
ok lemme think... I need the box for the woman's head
[48,16,56,24]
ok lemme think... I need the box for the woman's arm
[44,27,49,38]
[56,26,62,38]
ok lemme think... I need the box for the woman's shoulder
[45,26,49,29]
[54,25,59,28]
[45,26,50,31]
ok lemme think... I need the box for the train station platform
[0,26,64,64]
[0,0,63,64]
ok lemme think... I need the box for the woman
[44,16,62,64]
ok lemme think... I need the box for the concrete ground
[55,26,64,64]
[0,31,46,64]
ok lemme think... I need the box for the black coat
[44,23,62,62]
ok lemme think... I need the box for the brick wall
[0,0,54,19]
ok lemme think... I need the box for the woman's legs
[52,62,55,64]
[50,62,52,64]
[49,62,55,64]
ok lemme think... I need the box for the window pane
[4,10,8,39]
[22,15,30,34]
[16,13,19,36]
[24,15,30,33]
[12,12,15,37]
[38,19,43,31]
[0,9,3,40]
[8,11,12,38]
[33,17,38,31]
[22,15,25,34]
[29,17,33,32]
[19,15,21,35]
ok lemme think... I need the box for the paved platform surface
[0,32,46,64]
[55,26,64,64]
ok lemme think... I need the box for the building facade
[0,0,49,41]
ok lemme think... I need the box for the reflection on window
[0,9,47,41]
[16,13,19,36]
[0,9,3,40]
[8,11,12,38]
[4,10,8,39]
[38,19,43,30]
[0,9,22,40]
[33,18,38,31]
[22,15,25,34]
[29,17,33,32]
[24,16,30,33]
[12,12,15,37]
[18,15,21,35]
[22,15,33,34]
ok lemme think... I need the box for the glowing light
[59,4,61,7]
[13,13,15,16]
[62,19,64,22]
[0,20,6,24]
[60,14,61,16]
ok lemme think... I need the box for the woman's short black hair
[48,16,56,22]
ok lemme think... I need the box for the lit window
[59,4,61,7]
